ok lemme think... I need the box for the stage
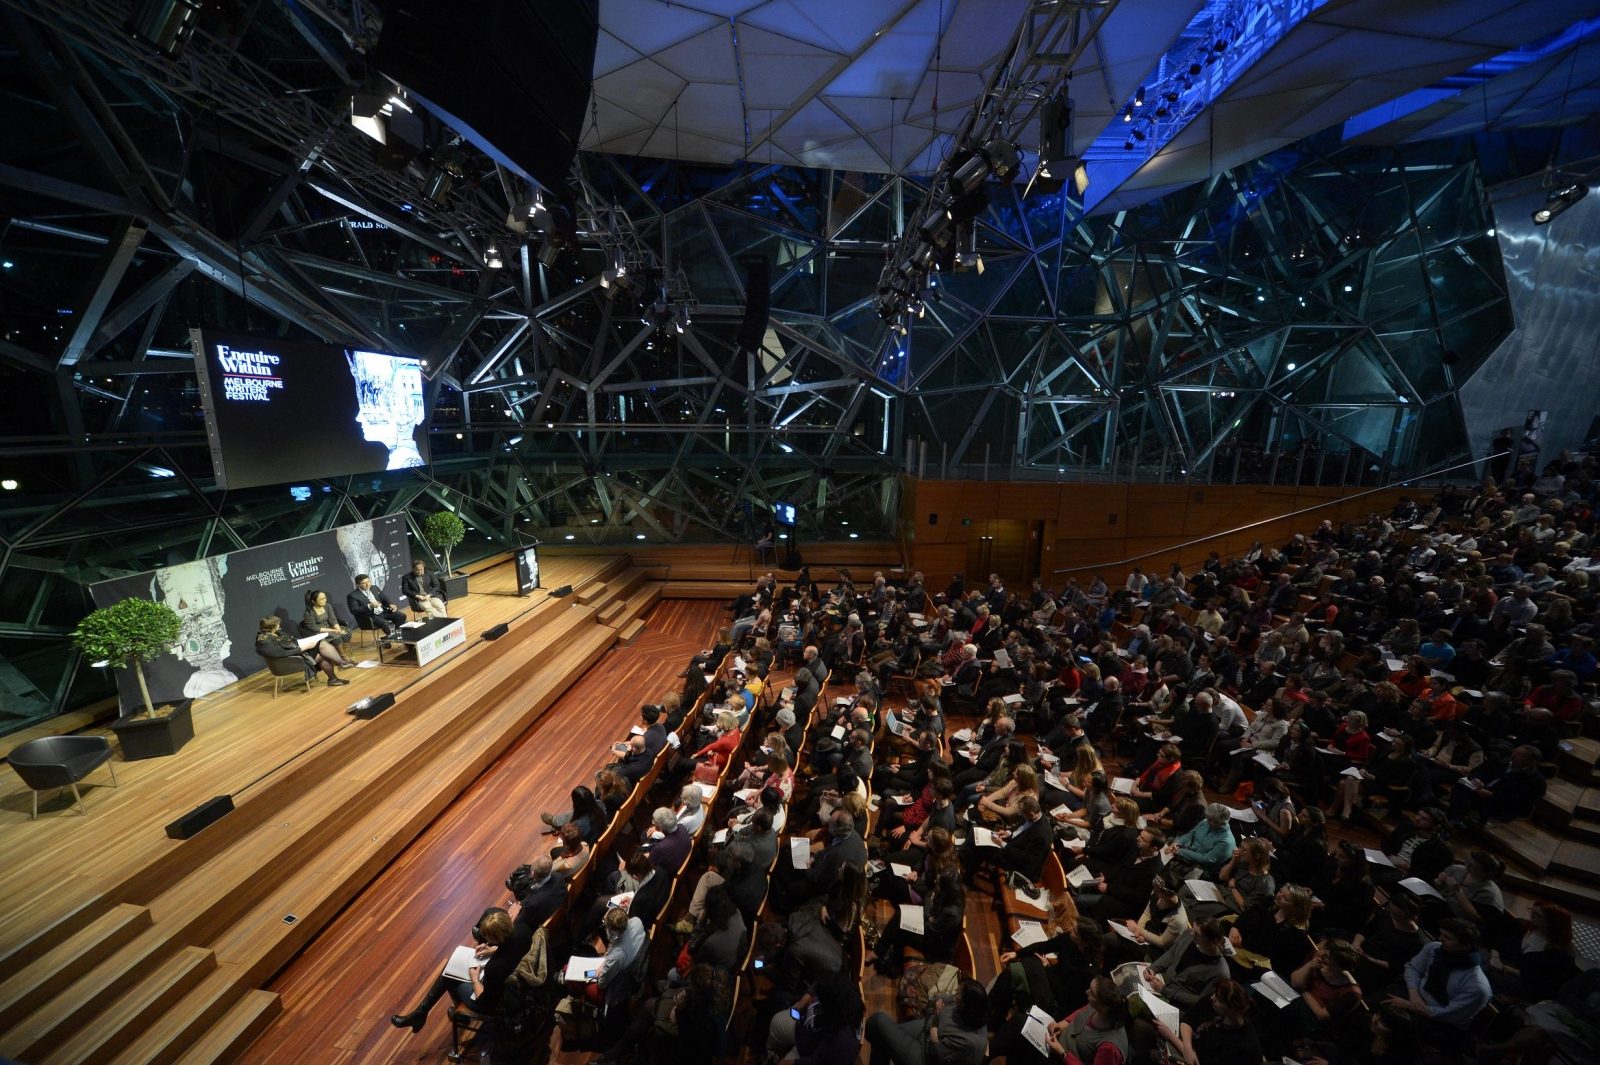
[0,550,663,1065]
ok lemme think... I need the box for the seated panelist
[300,590,354,660]
[402,559,448,618]
[256,615,347,686]
[347,573,405,635]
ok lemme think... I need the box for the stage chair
[351,612,386,649]
[8,735,117,819]
[262,653,312,698]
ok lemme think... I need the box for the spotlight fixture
[1123,105,1133,123]
[421,145,467,205]
[1135,85,1145,107]
[484,243,504,270]
[127,0,203,59]
[1532,182,1588,224]
[350,88,390,144]
[982,138,1022,180]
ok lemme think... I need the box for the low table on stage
[381,616,468,666]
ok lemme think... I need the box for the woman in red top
[694,709,742,770]
[1329,710,1373,763]
[1132,744,1182,812]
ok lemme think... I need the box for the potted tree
[422,509,470,599]
[74,597,195,759]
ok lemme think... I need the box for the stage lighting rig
[127,0,203,58]
[1532,181,1588,224]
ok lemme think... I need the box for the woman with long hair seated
[299,589,354,664]
[1151,977,1262,1065]
[255,615,348,686]
[539,784,609,842]
[1232,884,1316,976]
[977,763,1041,826]
[869,870,965,978]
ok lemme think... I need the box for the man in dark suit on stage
[347,574,406,635]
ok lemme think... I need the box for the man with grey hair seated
[676,784,706,836]
[645,807,691,874]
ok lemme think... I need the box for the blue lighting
[1343,16,1600,140]
[1,260,12,269]
[289,485,312,502]
[1083,0,1331,213]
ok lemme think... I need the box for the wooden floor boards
[236,599,725,1065]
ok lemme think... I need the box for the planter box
[111,699,195,760]
[441,573,470,601]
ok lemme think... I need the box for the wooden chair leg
[105,761,118,787]
[71,782,86,815]
[272,676,280,700]
[31,789,37,820]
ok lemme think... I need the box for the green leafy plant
[422,509,468,575]
[73,597,183,716]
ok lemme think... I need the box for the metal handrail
[1050,451,1506,575]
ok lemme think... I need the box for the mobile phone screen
[585,969,598,979]
[753,959,764,969]
[790,1008,802,1020]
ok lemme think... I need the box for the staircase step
[1500,863,1600,911]
[1480,821,1561,873]
[169,990,281,1065]
[1,925,179,1060]
[34,945,216,1065]
[1539,777,1584,827]
[575,582,608,605]
[597,598,626,625]
[617,618,647,645]
[1576,787,1600,823]
[1556,736,1600,784]
[0,902,151,1033]
[105,966,248,1065]
[1551,839,1600,879]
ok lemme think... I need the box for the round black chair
[8,735,118,818]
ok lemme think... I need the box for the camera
[505,862,534,898]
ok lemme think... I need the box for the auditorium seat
[7,735,118,819]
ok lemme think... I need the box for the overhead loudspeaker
[736,255,771,351]
[165,795,234,840]
[483,623,510,640]
[550,584,573,598]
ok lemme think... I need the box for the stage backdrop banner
[90,515,411,711]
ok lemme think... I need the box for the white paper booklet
[443,944,480,982]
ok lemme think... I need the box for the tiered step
[1480,820,1600,910]
[575,582,608,605]
[166,991,280,1065]
[0,592,623,1065]
[616,618,647,644]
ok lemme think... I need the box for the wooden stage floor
[0,552,622,965]
[236,598,725,1065]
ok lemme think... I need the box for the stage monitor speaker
[735,255,771,351]
[348,692,398,719]
[374,1,598,192]
[483,622,510,640]
[165,795,234,840]
[550,584,573,598]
